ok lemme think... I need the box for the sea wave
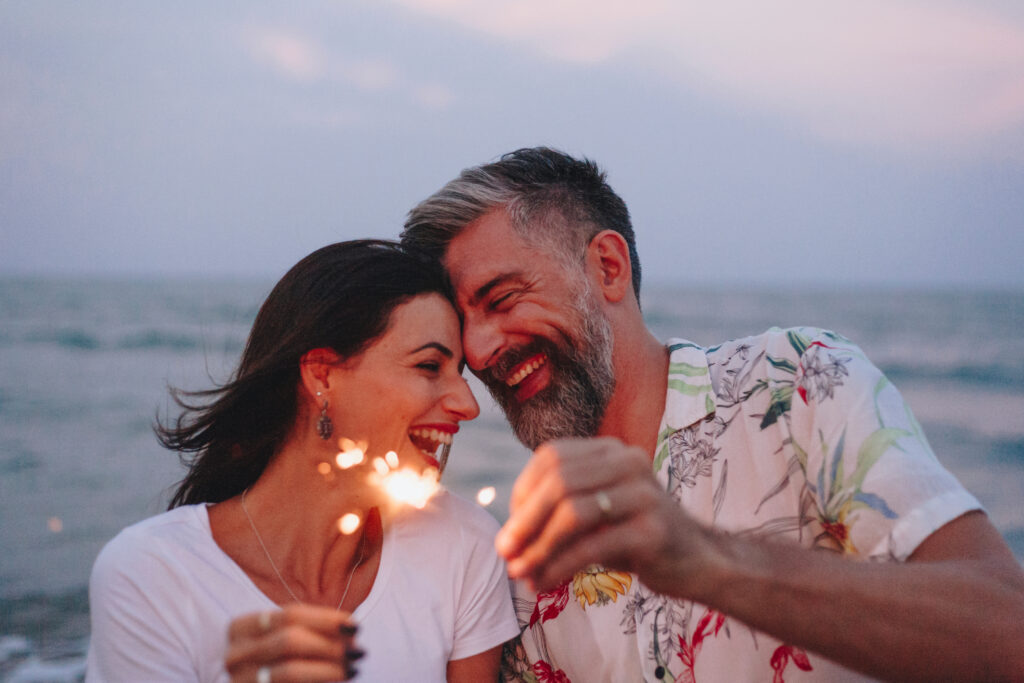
[4,328,245,354]
[882,362,1024,392]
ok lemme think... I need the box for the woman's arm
[447,644,504,683]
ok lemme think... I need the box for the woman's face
[328,292,480,470]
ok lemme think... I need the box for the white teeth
[506,356,546,387]
[409,428,453,451]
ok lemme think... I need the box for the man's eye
[489,292,514,311]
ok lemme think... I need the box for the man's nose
[462,315,504,372]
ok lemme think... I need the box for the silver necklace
[240,488,366,610]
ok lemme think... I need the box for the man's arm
[495,438,1024,683]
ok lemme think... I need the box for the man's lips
[507,355,551,403]
[505,353,547,387]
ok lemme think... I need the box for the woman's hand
[226,604,363,682]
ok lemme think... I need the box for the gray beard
[482,287,616,450]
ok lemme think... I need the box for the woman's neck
[210,435,384,609]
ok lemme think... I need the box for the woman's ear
[586,230,633,303]
[299,348,341,398]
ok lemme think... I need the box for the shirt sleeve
[778,327,982,560]
[86,531,200,682]
[449,504,520,661]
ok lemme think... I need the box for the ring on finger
[257,665,272,683]
[594,489,613,522]
[258,610,273,633]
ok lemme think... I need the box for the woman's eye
[417,361,441,373]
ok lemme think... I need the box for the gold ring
[594,490,613,521]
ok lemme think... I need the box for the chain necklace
[240,488,366,610]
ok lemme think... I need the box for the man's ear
[299,348,341,398]
[586,230,633,303]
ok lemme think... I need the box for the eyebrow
[411,342,454,358]
[467,272,522,307]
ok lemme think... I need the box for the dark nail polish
[345,664,359,679]
[338,623,358,636]
[346,648,366,661]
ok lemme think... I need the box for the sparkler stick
[437,442,452,476]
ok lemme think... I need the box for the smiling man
[400,147,1024,682]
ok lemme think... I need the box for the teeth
[409,428,453,451]
[506,356,547,387]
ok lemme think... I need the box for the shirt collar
[660,339,717,433]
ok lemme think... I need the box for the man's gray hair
[401,147,642,300]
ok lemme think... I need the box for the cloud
[388,0,1024,155]
[243,27,326,82]
[239,25,454,117]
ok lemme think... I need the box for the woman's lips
[408,425,456,468]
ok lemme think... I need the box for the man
[401,147,1024,682]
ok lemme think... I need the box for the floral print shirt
[501,327,981,683]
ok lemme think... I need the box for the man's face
[443,209,615,449]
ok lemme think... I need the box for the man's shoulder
[704,326,857,363]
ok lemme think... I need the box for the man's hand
[494,437,717,598]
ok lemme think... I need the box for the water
[2,279,1022,681]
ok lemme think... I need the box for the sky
[2,0,1023,288]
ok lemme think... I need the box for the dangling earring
[316,391,333,441]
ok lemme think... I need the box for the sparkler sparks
[476,486,496,506]
[332,436,442,510]
[336,439,366,469]
[338,512,361,535]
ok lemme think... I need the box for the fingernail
[339,623,358,636]
[346,648,365,661]
[345,665,359,679]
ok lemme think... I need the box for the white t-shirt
[87,490,519,682]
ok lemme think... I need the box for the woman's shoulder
[93,504,211,573]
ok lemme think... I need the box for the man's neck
[597,328,670,458]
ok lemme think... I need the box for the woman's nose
[446,376,480,422]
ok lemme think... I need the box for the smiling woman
[85,240,518,682]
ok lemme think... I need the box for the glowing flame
[377,467,440,509]
[331,436,442,510]
[317,462,332,475]
[476,486,496,506]
[338,512,361,535]
[336,447,365,469]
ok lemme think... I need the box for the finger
[499,444,651,561]
[230,605,357,642]
[505,481,647,580]
[503,440,630,509]
[231,659,353,683]
[227,624,352,672]
[226,613,360,675]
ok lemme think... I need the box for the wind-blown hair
[401,147,641,300]
[158,240,448,508]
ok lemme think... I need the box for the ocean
[2,278,1023,681]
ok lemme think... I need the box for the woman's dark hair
[158,240,449,508]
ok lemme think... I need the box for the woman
[86,241,519,682]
